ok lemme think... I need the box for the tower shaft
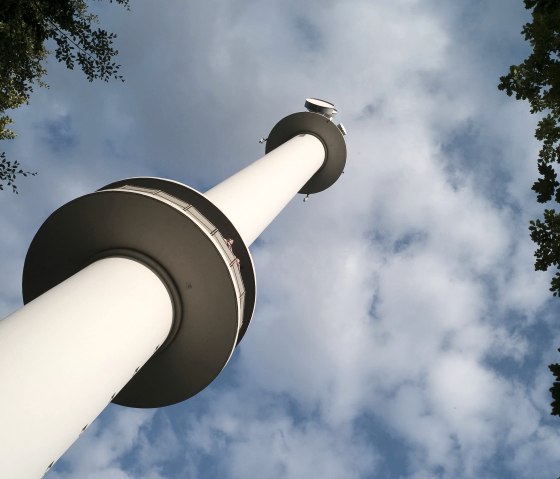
[205,133,325,246]
[0,99,347,477]
[0,258,172,479]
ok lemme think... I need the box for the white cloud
[1,0,559,478]
[48,408,155,478]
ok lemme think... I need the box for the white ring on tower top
[304,98,337,118]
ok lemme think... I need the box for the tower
[0,99,347,478]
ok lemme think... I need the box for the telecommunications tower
[0,99,347,478]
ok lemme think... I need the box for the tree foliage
[0,0,129,191]
[498,0,560,417]
[0,152,36,193]
[550,353,560,416]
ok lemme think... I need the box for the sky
[1,0,560,478]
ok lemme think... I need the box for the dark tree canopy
[499,0,560,295]
[0,0,129,192]
[498,0,560,418]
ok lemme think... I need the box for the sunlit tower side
[0,99,347,479]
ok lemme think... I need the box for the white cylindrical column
[205,133,325,246]
[0,257,173,479]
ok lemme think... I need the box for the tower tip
[304,98,338,119]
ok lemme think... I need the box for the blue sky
[1,0,560,477]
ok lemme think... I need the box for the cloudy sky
[2,0,560,478]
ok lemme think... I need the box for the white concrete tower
[0,99,347,478]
